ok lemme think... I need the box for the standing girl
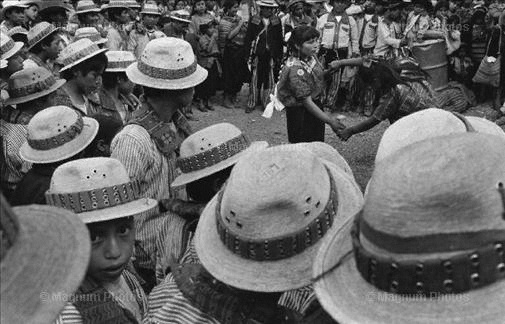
[191,0,215,33]
[277,26,344,143]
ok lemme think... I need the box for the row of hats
[73,0,160,15]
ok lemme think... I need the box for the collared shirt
[374,20,401,57]
[360,15,379,50]
[317,12,359,54]
[98,88,140,124]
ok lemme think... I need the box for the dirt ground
[189,88,388,190]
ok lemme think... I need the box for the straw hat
[0,59,7,69]
[106,0,130,8]
[1,0,29,14]
[27,21,59,50]
[7,26,28,38]
[75,0,101,14]
[38,0,73,12]
[171,123,268,188]
[195,145,364,292]
[256,0,279,7]
[19,106,99,163]
[125,0,141,8]
[313,132,505,324]
[126,37,207,90]
[5,66,66,106]
[287,0,304,8]
[58,38,108,73]
[0,33,24,60]
[170,9,191,23]
[375,108,505,163]
[74,27,107,45]
[0,194,90,324]
[46,157,158,223]
[105,50,136,72]
[140,2,161,15]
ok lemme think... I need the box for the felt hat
[256,0,279,7]
[313,132,505,324]
[105,50,136,72]
[58,38,108,73]
[0,194,90,324]
[170,9,191,23]
[46,157,158,223]
[5,66,66,106]
[126,37,207,90]
[195,145,364,292]
[27,21,59,50]
[140,2,161,15]
[106,0,130,9]
[375,108,505,163]
[73,27,107,45]
[171,123,268,188]
[0,33,24,61]
[75,0,101,14]
[19,105,99,164]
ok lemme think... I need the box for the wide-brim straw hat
[19,106,99,164]
[27,21,60,50]
[313,132,505,324]
[105,50,136,72]
[171,123,268,188]
[1,0,29,14]
[140,2,161,15]
[73,27,107,45]
[375,108,505,163]
[170,9,191,23]
[1,195,91,324]
[7,26,28,38]
[106,0,130,9]
[38,0,73,12]
[195,146,363,292]
[125,0,141,8]
[75,0,101,14]
[126,37,207,90]
[257,0,279,7]
[5,66,66,105]
[58,38,108,73]
[0,33,24,61]
[46,157,158,223]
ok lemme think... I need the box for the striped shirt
[0,120,31,191]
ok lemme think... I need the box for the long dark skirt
[222,43,250,95]
[286,101,325,143]
[196,61,220,100]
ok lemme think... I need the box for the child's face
[87,217,135,283]
[118,75,134,95]
[143,14,159,28]
[76,68,104,94]
[25,5,39,21]
[298,37,319,58]
[206,25,216,36]
[6,8,26,25]
[118,8,131,24]
[44,35,63,59]
[175,1,186,10]
[194,0,206,14]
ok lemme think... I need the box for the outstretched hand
[337,127,353,141]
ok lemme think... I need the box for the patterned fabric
[373,80,438,123]
[0,120,31,191]
[106,24,129,51]
[247,56,275,109]
[218,16,247,52]
[128,28,165,58]
[374,20,401,57]
[436,81,474,113]
[98,88,139,125]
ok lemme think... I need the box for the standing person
[70,0,103,36]
[106,0,131,50]
[373,1,407,58]
[128,2,165,58]
[48,158,154,324]
[278,26,346,143]
[25,22,63,76]
[195,20,220,112]
[12,105,98,206]
[244,0,283,113]
[219,0,250,109]
[99,51,140,125]
[360,0,379,55]
[316,0,360,111]
[0,1,28,32]
[191,0,215,33]
[56,38,108,116]
[484,10,504,111]
[282,0,315,36]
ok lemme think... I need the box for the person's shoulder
[114,124,151,144]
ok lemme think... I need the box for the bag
[472,27,502,87]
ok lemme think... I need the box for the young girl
[277,25,344,143]
[196,20,220,111]
[191,0,215,33]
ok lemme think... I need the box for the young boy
[195,20,220,112]
[25,22,63,76]
[127,2,165,58]
[48,157,156,323]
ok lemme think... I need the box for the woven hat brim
[107,4,130,8]
[171,141,269,188]
[171,16,191,23]
[0,205,90,324]
[5,79,66,106]
[140,11,161,15]
[59,47,108,73]
[126,62,208,90]
[27,28,60,50]
[313,220,505,324]
[105,67,130,72]
[19,117,99,164]
[195,164,364,292]
[1,41,24,60]
[78,198,159,223]
[75,8,102,14]
[39,2,73,11]
[256,1,279,7]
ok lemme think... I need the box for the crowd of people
[1,0,505,323]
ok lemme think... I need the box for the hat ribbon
[9,74,58,98]
[28,25,57,49]
[215,167,338,261]
[107,59,136,70]
[0,38,16,56]
[77,4,99,12]
[60,43,101,67]
[352,214,505,295]
[176,134,250,173]
[46,179,142,213]
[76,33,104,43]
[137,59,197,80]
[28,115,84,151]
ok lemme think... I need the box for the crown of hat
[141,2,160,14]
[137,37,197,80]
[28,22,57,49]
[2,0,28,9]
[107,0,129,8]
[125,0,141,7]
[7,66,58,100]
[74,27,103,42]
[365,133,505,257]
[76,0,99,11]
[58,38,101,67]
[0,34,17,57]
[218,147,332,242]
[106,50,136,69]
[171,9,190,19]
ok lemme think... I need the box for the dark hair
[434,0,449,12]
[82,115,123,158]
[4,6,24,17]
[186,167,232,202]
[142,85,193,99]
[77,12,97,25]
[357,60,408,93]
[108,7,129,23]
[199,20,216,33]
[101,71,128,89]
[191,0,206,15]
[39,7,67,26]
[60,52,108,81]
[11,33,28,44]
[287,25,319,54]
[222,0,238,12]
[29,31,59,54]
